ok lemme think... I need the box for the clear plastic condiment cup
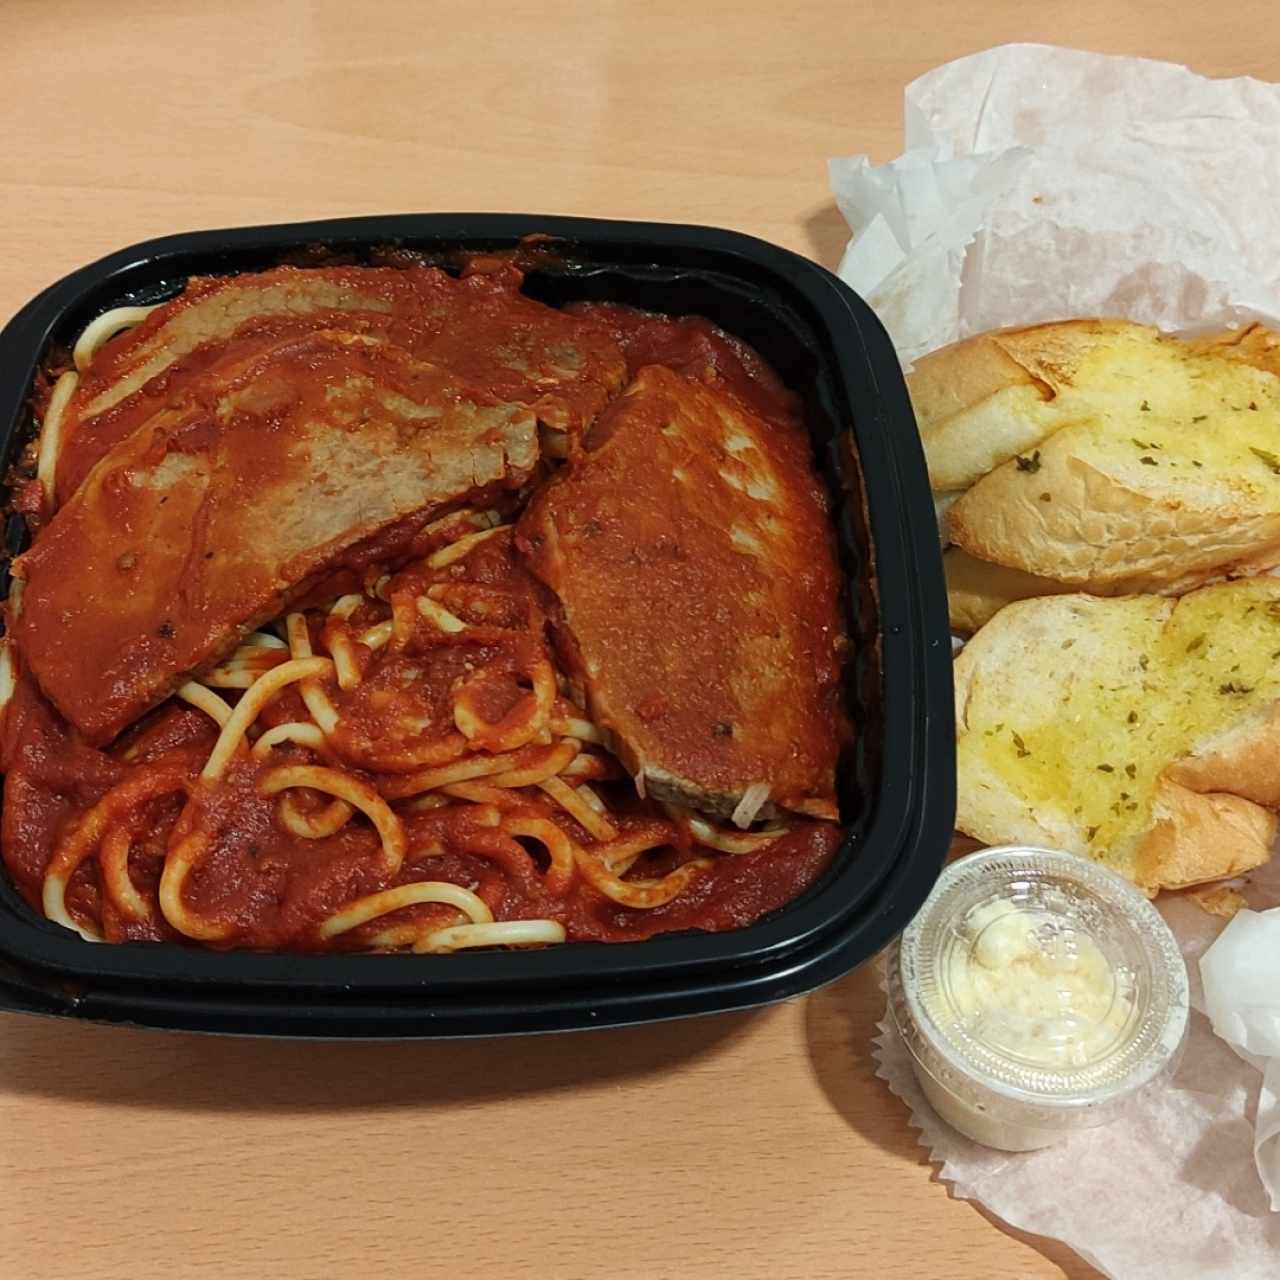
[887,846,1189,1152]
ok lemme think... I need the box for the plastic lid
[894,847,1189,1107]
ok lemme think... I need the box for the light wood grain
[0,3,1269,1277]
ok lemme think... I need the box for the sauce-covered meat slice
[518,364,845,822]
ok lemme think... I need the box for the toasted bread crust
[920,319,1280,597]
[909,319,1141,433]
[1188,322,1280,377]
[1166,700,1280,809]
[945,547,1076,634]
[1135,778,1275,893]
[948,451,1280,592]
[953,582,1280,894]
[939,319,1280,891]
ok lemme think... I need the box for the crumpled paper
[875,855,1280,1280]
[838,42,1280,1279]
[831,43,1280,366]
[1201,908,1280,1211]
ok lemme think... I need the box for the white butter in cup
[887,846,1189,1152]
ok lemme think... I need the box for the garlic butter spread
[936,899,1134,1068]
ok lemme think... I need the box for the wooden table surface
[0,3,1271,1277]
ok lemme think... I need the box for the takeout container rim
[0,212,954,1036]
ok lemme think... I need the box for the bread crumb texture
[955,577,1280,893]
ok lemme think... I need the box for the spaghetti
[7,516,836,951]
[0,272,846,954]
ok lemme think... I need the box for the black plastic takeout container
[0,213,954,1037]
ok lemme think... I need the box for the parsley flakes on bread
[955,579,1280,894]
[911,320,1280,633]
[918,318,1280,896]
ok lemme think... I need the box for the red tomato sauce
[1,275,846,953]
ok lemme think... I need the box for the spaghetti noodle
[7,514,836,951]
[0,270,846,954]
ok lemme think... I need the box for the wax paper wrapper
[837,42,1280,1279]
[831,44,1280,366]
[873,851,1280,1279]
[1200,908,1280,1212]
